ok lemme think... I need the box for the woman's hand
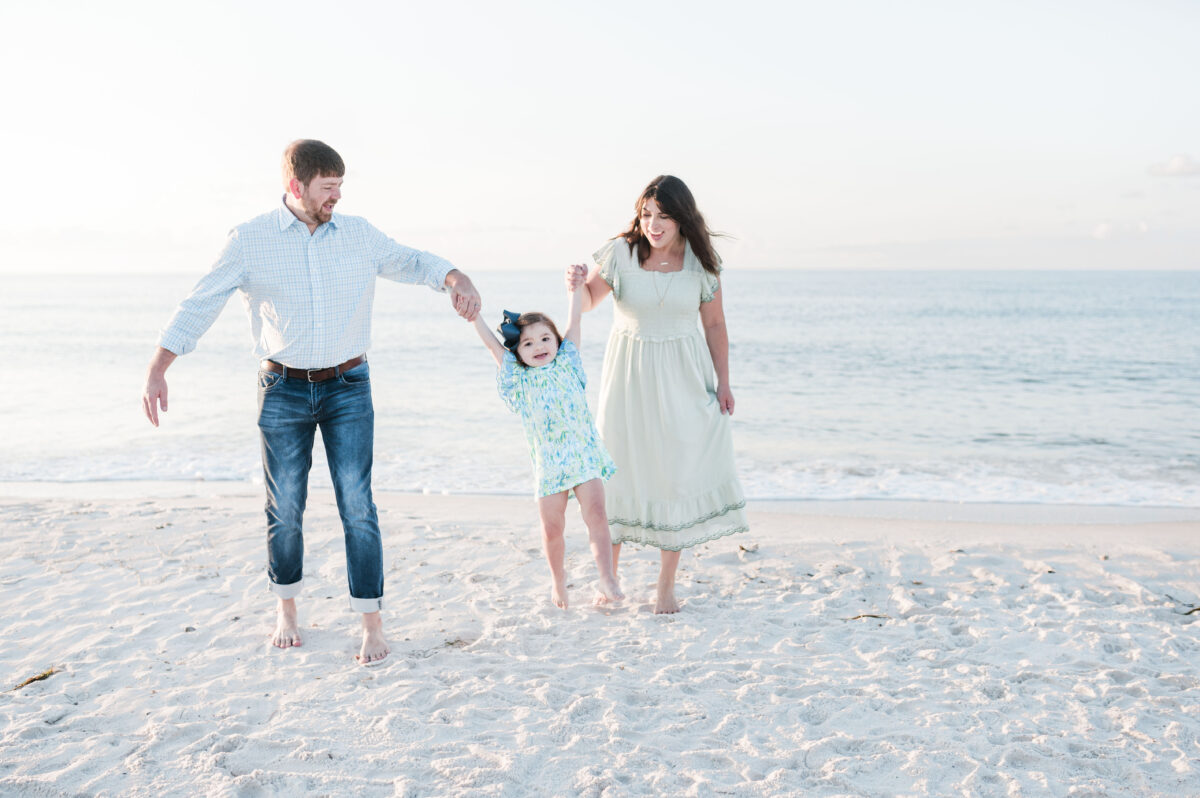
[565,263,587,292]
[716,384,735,416]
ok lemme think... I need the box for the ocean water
[2,269,1197,507]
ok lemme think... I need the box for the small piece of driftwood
[10,668,59,692]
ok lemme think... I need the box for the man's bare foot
[272,598,303,648]
[356,611,389,666]
[654,583,680,614]
[594,577,625,605]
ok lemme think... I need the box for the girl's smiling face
[517,322,558,367]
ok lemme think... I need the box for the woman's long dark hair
[618,175,722,276]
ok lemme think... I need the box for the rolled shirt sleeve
[372,225,453,291]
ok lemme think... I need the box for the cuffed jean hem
[350,595,384,613]
[269,578,304,600]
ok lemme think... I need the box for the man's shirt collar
[276,195,339,232]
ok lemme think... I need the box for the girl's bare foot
[537,493,569,610]
[356,611,390,666]
[272,598,303,648]
[551,578,569,609]
[594,577,625,605]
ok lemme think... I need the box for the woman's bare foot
[594,577,625,605]
[356,611,389,666]
[654,582,680,614]
[272,598,303,648]
[655,550,682,614]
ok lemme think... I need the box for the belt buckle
[307,368,321,383]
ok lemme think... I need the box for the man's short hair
[282,140,345,187]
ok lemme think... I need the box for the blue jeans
[256,360,383,612]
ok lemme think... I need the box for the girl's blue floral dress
[498,339,616,497]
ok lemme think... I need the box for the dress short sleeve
[700,254,723,304]
[557,339,586,388]
[593,239,625,300]
[496,351,522,412]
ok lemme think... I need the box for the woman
[568,175,749,613]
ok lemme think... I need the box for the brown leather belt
[261,355,366,383]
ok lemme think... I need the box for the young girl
[471,282,624,609]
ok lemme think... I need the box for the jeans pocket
[339,362,370,385]
[258,370,283,393]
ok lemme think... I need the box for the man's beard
[306,198,334,223]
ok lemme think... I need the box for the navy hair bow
[498,310,522,352]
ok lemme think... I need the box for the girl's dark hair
[510,312,563,367]
[618,175,722,276]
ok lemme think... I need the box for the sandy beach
[1,491,1197,797]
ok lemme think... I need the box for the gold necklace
[651,268,676,307]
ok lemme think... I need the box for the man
[141,139,480,665]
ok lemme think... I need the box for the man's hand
[445,269,481,322]
[142,347,178,427]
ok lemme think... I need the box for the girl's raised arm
[472,313,508,368]
[565,263,612,313]
[563,268,584,349]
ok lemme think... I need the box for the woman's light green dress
[594,239,749,550]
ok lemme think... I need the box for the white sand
[1,492,1198,797]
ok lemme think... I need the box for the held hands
[446,269,482,322]
[565,263,587,292]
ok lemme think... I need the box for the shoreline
[1,479,1196,525]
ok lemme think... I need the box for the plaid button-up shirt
[158,198,453,369]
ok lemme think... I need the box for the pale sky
[2,0,1197,272]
